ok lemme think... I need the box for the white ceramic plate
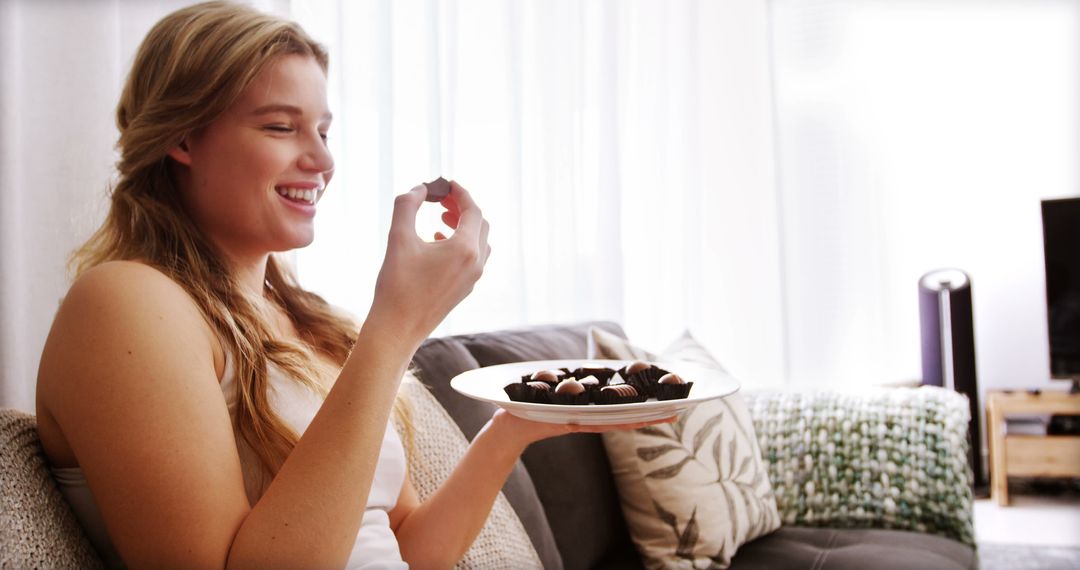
[450,359,740,425]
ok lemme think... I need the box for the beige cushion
[0,408,104,569]
[393,375,543,569]
[590,328,781,569]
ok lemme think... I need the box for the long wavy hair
[70,1,410,486]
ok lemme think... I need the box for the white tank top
[52,350,409,570]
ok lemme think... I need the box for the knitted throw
[743,387,976,546]
[393,377,544,569]
[0,408,104,568]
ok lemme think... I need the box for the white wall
[770,0,1080,464]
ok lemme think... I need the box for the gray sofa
[409,321,977,570]
[0,321,977,569]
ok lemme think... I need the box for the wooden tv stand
[986,390,1080,506]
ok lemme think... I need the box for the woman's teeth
[276,187,319,205]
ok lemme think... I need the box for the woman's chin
[286,234,315,251]
[270,229,316,252]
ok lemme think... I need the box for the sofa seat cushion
[729,527,976,570]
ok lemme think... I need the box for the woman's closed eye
[263,125,328,142]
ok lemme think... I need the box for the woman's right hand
[366,180,491,351]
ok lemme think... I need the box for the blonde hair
[71,1,410,481]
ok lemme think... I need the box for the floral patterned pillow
[590,328,780,569]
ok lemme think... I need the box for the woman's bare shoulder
[69,260,218,331]
[41,260,224,393]
[68,260,191,302]
[36,260,251,563]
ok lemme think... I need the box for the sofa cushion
[729,527,976,570]
[393,376,542,568]
[743,388,976,546]
[459,321,624,368]
[0,409,104,569]
[412,337,492,438]
[425,321,640,570]
[411,336,562,570]
[591,328,780,568]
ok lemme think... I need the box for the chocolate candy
[600,384,639,397]
[625,361,651,374]
[425,177,451,202]
[526,381,552,391]
[555,378,585,395]
[578,375,600,388]
[658,373,684,385]
[531,370,560,383]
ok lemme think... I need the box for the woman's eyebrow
[251,103,332,121]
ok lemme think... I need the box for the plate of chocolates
[450,359,739,425]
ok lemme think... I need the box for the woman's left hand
[486,408,676,453]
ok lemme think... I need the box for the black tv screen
[1042,197,1080,378]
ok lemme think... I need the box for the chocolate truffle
[658,373,684,385]
[505,380,553,404]
[577,375,600,388]
[424,177,451,202]
[596,383,647,405]
[555,378,585,395]
[625,361,651,375]
[601,384,638,396]
[570,367,618,385]
[531,370,560,383]
[654,374,694,401]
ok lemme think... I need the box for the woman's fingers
[442,181,488,266]
[441,210,459,230]
[446,182,483,239]
[479,219,491,264]
[441,186,461,217]
[389,184,427,241]
[567,416,677,434]
[369,181,492,348]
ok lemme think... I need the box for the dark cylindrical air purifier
[919,269,983,488]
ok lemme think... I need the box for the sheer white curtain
[289,0,785,383]
[4,0,1073,415]
[0,0,199,412]
[0,0,784,412]
[0,0,288,412]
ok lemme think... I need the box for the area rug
[978,543,1080,570]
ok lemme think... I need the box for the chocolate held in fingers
[424,177,451,202]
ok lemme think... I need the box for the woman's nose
[299,132,334,173]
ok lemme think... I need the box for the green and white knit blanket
[744,386,976,546]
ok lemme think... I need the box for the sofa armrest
[742,386,975,546]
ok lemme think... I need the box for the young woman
[34,2,663,568]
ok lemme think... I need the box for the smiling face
[169,54,334,261]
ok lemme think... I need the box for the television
[1041,197,1080,393]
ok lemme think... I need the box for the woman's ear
[167,140,192,166]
